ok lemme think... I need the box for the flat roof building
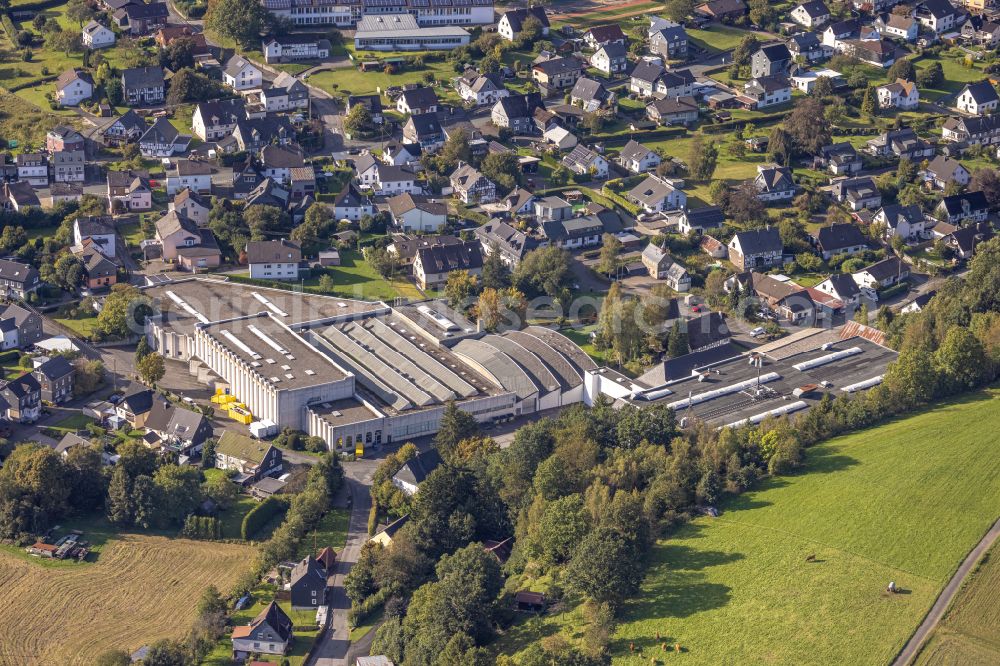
[353,14,471,51]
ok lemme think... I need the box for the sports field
[0,533,253,665]
[914,542,1000,666]
[495,388,1000,664]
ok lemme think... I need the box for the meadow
[497,388,1000,665]
[914,543,1000,666]
[0,532,253,665]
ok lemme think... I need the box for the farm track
[0,534,253,665]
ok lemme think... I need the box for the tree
[445,270,479,309]
[476,287,527,332]
[135,336,152,362]
[732,34,759,67]
[166,67,226,105]
[970,168,1000,208]
[97,284,152,339]
[566,526,643,607]
[435,401,479,462]
[244,204,287,241]
[708,180,730,205]
[142,640,188,666]
[73,359,104,396]
[725,181,766,226]
[94,651,131,666]
[917,62,944,88]
[66,0,95,26]
[748,0,776,27]
[766,127,793,166]
[519,15,543,43]
[934,327,993,393]
[687,134,718,180]
[206,0,270,48]
[46,29,82,56]
[106,465,134,526]
[343,103,373,136]
[535,493,590,565]
[202,473,238,508]
[137,352,165,385]
[666,320,689,357]
[596,233,622,276]
[480,243,510,291]
[480,152,520,191]
[784,97,831,155]
[886,58,916,82]
[160,36,197,71]
[860,85,877,116]
[512,246,571,298]
[664,0,695,22]
[153,464,203,526]
[812,75,834,98]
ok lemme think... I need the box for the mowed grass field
[496,388,1000,664]
[611,389,1000,665]
[914,543,1000,666]
[0,534,253,665]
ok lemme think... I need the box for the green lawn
[557,2,662,29]
[218,494,258,540]
[687,25,753,54]
[912,52,988,99]
[54,314,100,339]
[308,59,457,98]
[51,413,94,431]
[914,542,1000,666]
[497,387,1000,665]
[295,508,350,558]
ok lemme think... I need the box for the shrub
[240,496,288,540]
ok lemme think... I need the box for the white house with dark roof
[923,155,970,190]
[753,164,795,201]
[627,174,686,213]
[813,223,869,259]
[261,72,309,112]
[728,227,783,270]
[591,43,629,76]
[222,56,262,91]
[139,117,191,157]
[874,204,926,241]
[497,7,549,42]
[455,70,509,106]
[55,69,94,107]
[333,183,375,221]
[744,75,791,108]
[956,80,999,116]
[397,87,439,115]
[915,0,957,33]
[629,60,665,97]
[791,0,830,27]
[569,77,611,112]
[82,20,116,48]
[247,239,303,281]
[875,12,918,41]
[73,216,116,257]
[617,140,661,174]
[641,244,691,291]
[449,162,497,204]
[387,193,448,231]
[561,145,608,179]
[166,159,213,195]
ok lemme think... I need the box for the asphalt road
[891,516,1000,666]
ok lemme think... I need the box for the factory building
[261,0,494,28]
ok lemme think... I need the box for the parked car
[750,326,765,337]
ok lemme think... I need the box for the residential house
[107,170,152,212]
[751,43,792,79]
[561,145,609,179]
[934,191,990,223]
[155,26,210,55]
[941,114,1000,145]
[156,210,203,261]
[246,239,303,280]
[397,86,439,115]
[679,206,725,234]
[223,56,262,91]
[534,195,573,221]
[333,183,375,221]
[877,78,920,110]
[787,32,827,62]
[497,187,535,217]
[753,164,795,201]
[532,57,584,96]
[261,144,306,184]
[387,193,448,232]
[695,0,747,20]
[102,109,146,146]
[113,1,167,35]
[4,182,41,212]
[650,25,689,60]
[945,221,994,260]
[52,151,85,183]
[139,117,190,157]
[73,216,116,257]
[450,162,497,204]
[629,60,665,97]
[229,117,294,154]
[48,182,84,207]
[82,20,116,48]
[402,113,445,152]
[413,241,483,289]
[817,143,863,175]
[655,68,697,98]
[16,153,48,186]
[121,67,165,105]
[392,448,444,495]
[865,128,935,159]
[539,211,624,249]
[290,556,327,609]
[166,159,212,196]
[261,72,309,112]
[874,203,926,241]
[55,69,94,107]
[79,248,118,290]
[455,70,509,106]
[591,43,629,77]
[215,431,283,482]
[347,95,384,125]
[641,244,691,291]
[841,38,896,68]
[915,0,957,33]
[962,16,1000,47]
[728,227,783,270]
[627,174,687,213]
[647,95,700,125]
[231,602,293,660]
[790,68,844,94]
[542,125,576,151]
[853,256,910,289]
[262,36,331,63]
[813,223,869,259]
[584,24,626,49]
[791,0,830,27]
[354,155,421,195]
[743,75,791,108]
[46,126,86,153]
[144,397,214,457]
[830,176,882,211]
[0,374,42,423]
[116,385,154,428]
[0,303,42,347]
[192,98,247,141]
[290,167,316,200]
[924,155,970,189]
[497,7,549,42]
[244,177,290,210]
[617,140,662,174]
[875,12,919,41]
[171,189,210,226]
[956,80,999,115]
[31,356,74,404]
[815,273,861,309]
[388,233,464,267]
[746,272,815,323]
[474,220,538,267]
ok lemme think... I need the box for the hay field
[0,534,253,665]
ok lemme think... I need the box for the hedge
[241,496,287,540]
[0,350,19,365]
[348,587,391,628]
[182,515,223,540]
[700,111,790,135]
[7,0,70,13]
[1,14,17,42]
[601,186,640,216]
